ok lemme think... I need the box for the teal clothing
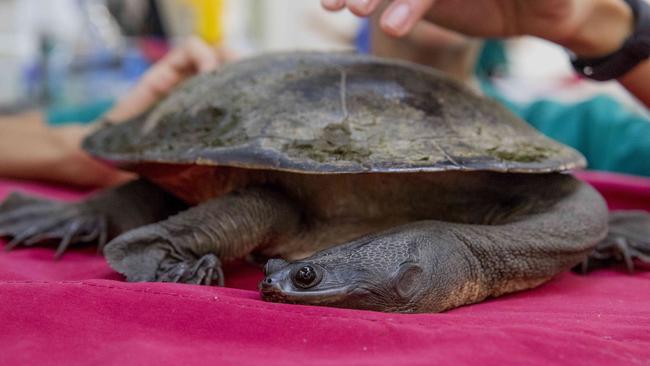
[495,94,650,176]
[46,100,114,126]
[354,37,650,175]
[476,41,650,176]
[475,40,508,78]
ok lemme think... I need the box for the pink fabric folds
[0,171,649,366]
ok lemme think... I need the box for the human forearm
[0,114,131,187]
[324,0,650,104]
[0,37,224,187]
[369,14,481,81]
[554,0,634,58]
[0,112,59,180]
[619,59,650,106]
[562,0,650,107]
[555,0,650,106]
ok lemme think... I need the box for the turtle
[1,52,648,313]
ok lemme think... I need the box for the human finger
[167,36,221,74]
[142,64,181,99]
[345,0,383,16]
[104,38,221,122]
[102,64,177,123]
[321,0,346,11]
[379,0,437,37]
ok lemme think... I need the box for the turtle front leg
[102,187,302,286]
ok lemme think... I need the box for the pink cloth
[1,171,649,365]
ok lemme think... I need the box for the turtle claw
[577,211,650,273]
[0,192,107,257]
[156,253,224,286]
[579,237,649,273]
[156,259,189,282]
[104,226,225,286]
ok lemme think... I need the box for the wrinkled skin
[261,227,452,313]
[261,208,650,313]
[1,53,647,313]
[260,179,620,313]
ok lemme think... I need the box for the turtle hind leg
[0,180,186,258]
[0,192,108,258]
[576,210,650,273]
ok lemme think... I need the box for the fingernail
[385,3,411,31]
[350,0,371,12]
[322,0,343,8]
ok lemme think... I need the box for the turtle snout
[259,259,291,300]
[260,258,290,296]
[259,268,290,301]
[260,273,280,290]
[264,258,288,275]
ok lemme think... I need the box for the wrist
[561,0,634,58]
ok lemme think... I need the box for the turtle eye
[292,264,321,289]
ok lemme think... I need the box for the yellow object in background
[186,0,224,44]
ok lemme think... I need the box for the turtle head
[259,229,439,313]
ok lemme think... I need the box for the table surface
[0,171,649,366]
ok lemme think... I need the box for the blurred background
[0,0,645,123]
[0,0,358,121]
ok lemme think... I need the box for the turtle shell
[83,52,585,174]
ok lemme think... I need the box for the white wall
[236,0,360,53]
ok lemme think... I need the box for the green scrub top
[46,99,114,126]
[499,94,650,176]
[477,40,650,176]
[482,76,650,176]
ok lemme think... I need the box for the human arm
[104,36,228,123]
[619,59,650,105]
[0,37,226,187]
[322,0,649,106]
[0,112,131,187]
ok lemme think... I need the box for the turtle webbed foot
[577,211,650,273]
[0,192,107,258]
[103,225,225,286]
[157,253,224,286]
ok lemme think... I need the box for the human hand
[74,37,227,186]
[48,124,136,187]
[0,114,133,187]
[322,0,634,58]
[0,37,231,188]
[104,36,228,123]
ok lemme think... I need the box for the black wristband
[571,0,650,81]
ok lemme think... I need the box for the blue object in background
[44,43,152,125]
[122,46,152,81]
[355,19,372,55]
